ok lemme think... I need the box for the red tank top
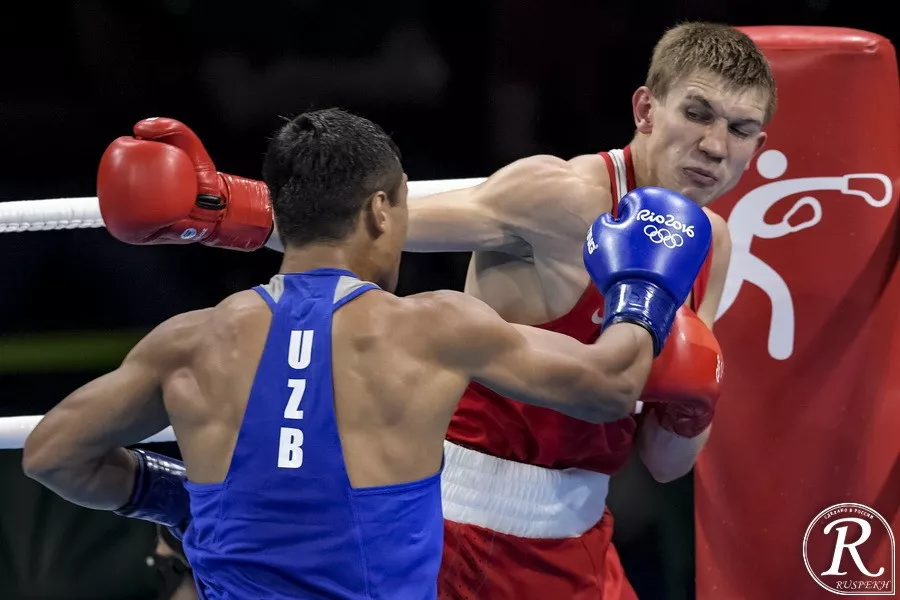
[446,145,714,473]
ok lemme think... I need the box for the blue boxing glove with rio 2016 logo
[583,187,713,355]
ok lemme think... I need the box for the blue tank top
[182,268,444,599]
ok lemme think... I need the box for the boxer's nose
[698,121,727,163]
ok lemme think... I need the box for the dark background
[0,2,894,598]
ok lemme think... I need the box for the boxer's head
[263,108,407,292]
[631,22,777,206]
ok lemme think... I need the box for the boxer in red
[96,21,775,599]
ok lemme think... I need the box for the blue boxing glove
[583,187,712,355]
[114,449,192,540]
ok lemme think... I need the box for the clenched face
[634,70,769,206]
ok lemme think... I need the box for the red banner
[697,26,900,599]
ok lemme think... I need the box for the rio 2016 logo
[635,209,696,238]
[642,225,684,249]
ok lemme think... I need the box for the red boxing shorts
[437,442,637,600]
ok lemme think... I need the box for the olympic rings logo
[643,224,684,248]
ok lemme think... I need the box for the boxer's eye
[684,108,708,122]
[729,125,752,139]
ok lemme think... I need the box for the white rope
[0,197,107,233]
[0,400,643,450]
[0,416,176,449]
[0,178,487,233]
[0,177,488,447]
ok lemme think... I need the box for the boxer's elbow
[570,367,641,423]
[22,420,79,484]
[22,431,63,482]
[23,434,98,497]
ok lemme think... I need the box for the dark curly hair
[263,108,403,247]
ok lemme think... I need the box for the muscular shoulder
[136,290,269,371]
[396,291,507,363]
[487,154,602,198]
[403,290,497,326]
[208,289,273,341]
[567,153,613,191]
[480,154,612,243]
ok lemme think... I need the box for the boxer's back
[180,268,444,600]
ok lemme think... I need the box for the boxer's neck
[278,238,378,283]
[629,136,655,189]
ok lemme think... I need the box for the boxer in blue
[23,108,711,599]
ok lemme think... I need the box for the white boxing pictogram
[715,150,893,360]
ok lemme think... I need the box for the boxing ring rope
[0,177,487,449]
[0,178,487,233]
[0,417,176,450]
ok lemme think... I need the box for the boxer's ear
[632,86,653,134]
[744,132,769,172]
[755,132,768,153]
[364,191,391,237]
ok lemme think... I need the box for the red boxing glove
[641,305,723,438]
[97,118,274,251]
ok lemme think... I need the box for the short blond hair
[646,22,777,123]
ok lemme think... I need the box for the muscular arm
[636,214,730,482]
[403,184,519,253]
[22,315,196,510]
[426,291,654,423]
[406,154,602,254]
[268,155,603,258]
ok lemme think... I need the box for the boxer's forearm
[637,410,710,483]
[405,191,516,253]
[263,191,504,254]
[23,339,170,511]
[25,447,137,511]
[265,196,500,253]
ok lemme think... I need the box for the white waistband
[441,441,610,539]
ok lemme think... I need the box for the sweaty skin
[401,71,768,480]
[22,267,654,508]
[412,153,731,328]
